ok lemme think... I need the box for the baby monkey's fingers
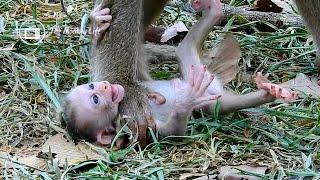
[188,65,195,87]
[197,73,215,97]
[99,23,111,32]
[194,66,206,91]
[194,95,221,109]
[96,8,110,16]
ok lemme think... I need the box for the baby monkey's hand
[90,4,112,46]
[255,72,299,102]
[174,65,220,111]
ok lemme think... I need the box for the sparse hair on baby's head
[62,94,97,143]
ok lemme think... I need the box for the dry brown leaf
[292,119,315,127]
[179,173,207,180]
[0,91,6,99]
[161,21,188,42]
[16,155,47,170]
[36,93,46,104]
[270,0,296,13]
[144,26,165,43]
[281,73,320,98]
[203,33,241,84]
[38,2,61,12]
[41,133,106,166]
[218,165,268,180]
[0,151,47,170]
[253,0,283,13]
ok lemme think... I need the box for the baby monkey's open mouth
[111,85,119,102]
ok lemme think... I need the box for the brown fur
[90,0,165,146]
[295,0,320,80]
[63,0,170,146]
[143,0,169,28]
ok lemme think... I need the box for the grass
[0,0,320,179]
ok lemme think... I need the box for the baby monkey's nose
[100,81,110,90]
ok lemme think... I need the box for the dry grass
[0,0,319,179]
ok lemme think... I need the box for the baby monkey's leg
[177,0,224,79]
[212,73,299,114]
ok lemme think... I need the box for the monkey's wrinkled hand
[174,65,220,111]
[90,4,112,46]
[255,72,299,102]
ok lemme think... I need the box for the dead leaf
[0,151,47,170]
[161,21,188,42]
[41,133,106,166]
[144,26,165,43]
[253,0,283,13]
[0,91,6,99]
[203,33,241,84]
[292,119,315,127]
[218,165,268,180]
[39,2,61,12]
[270,0,296,13]
[244,128,252,138]
[179,173,207,180]
[36,93,46,104]
[280,73,320,98]
[16,155,47,170]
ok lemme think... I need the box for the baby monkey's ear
[95,128,115,146]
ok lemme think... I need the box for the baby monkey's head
[63,81,124,146]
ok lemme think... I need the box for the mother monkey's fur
[89,0,169,146]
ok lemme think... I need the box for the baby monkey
[63,0,298,147]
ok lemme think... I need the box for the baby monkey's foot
[191,0,224,17]
[255,72,299,102]
[90,4,112,45]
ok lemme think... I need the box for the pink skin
[192,0,223,13]
[90,4,112,45]
[173,65,220,111]
[255,72,299,102]
[67,81,124,145]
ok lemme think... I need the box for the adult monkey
[294,0,320,85]
[89,0,169,147]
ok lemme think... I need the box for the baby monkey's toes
[259,82,299,102]
[255,72,299,102]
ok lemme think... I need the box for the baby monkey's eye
[89,83,94,89]
[92,95,99,104]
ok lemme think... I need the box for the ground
[0,0,319,179]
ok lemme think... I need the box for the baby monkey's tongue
[111,85,119,102]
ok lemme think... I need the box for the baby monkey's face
[68,81,125,145]
[70,81,125,110]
